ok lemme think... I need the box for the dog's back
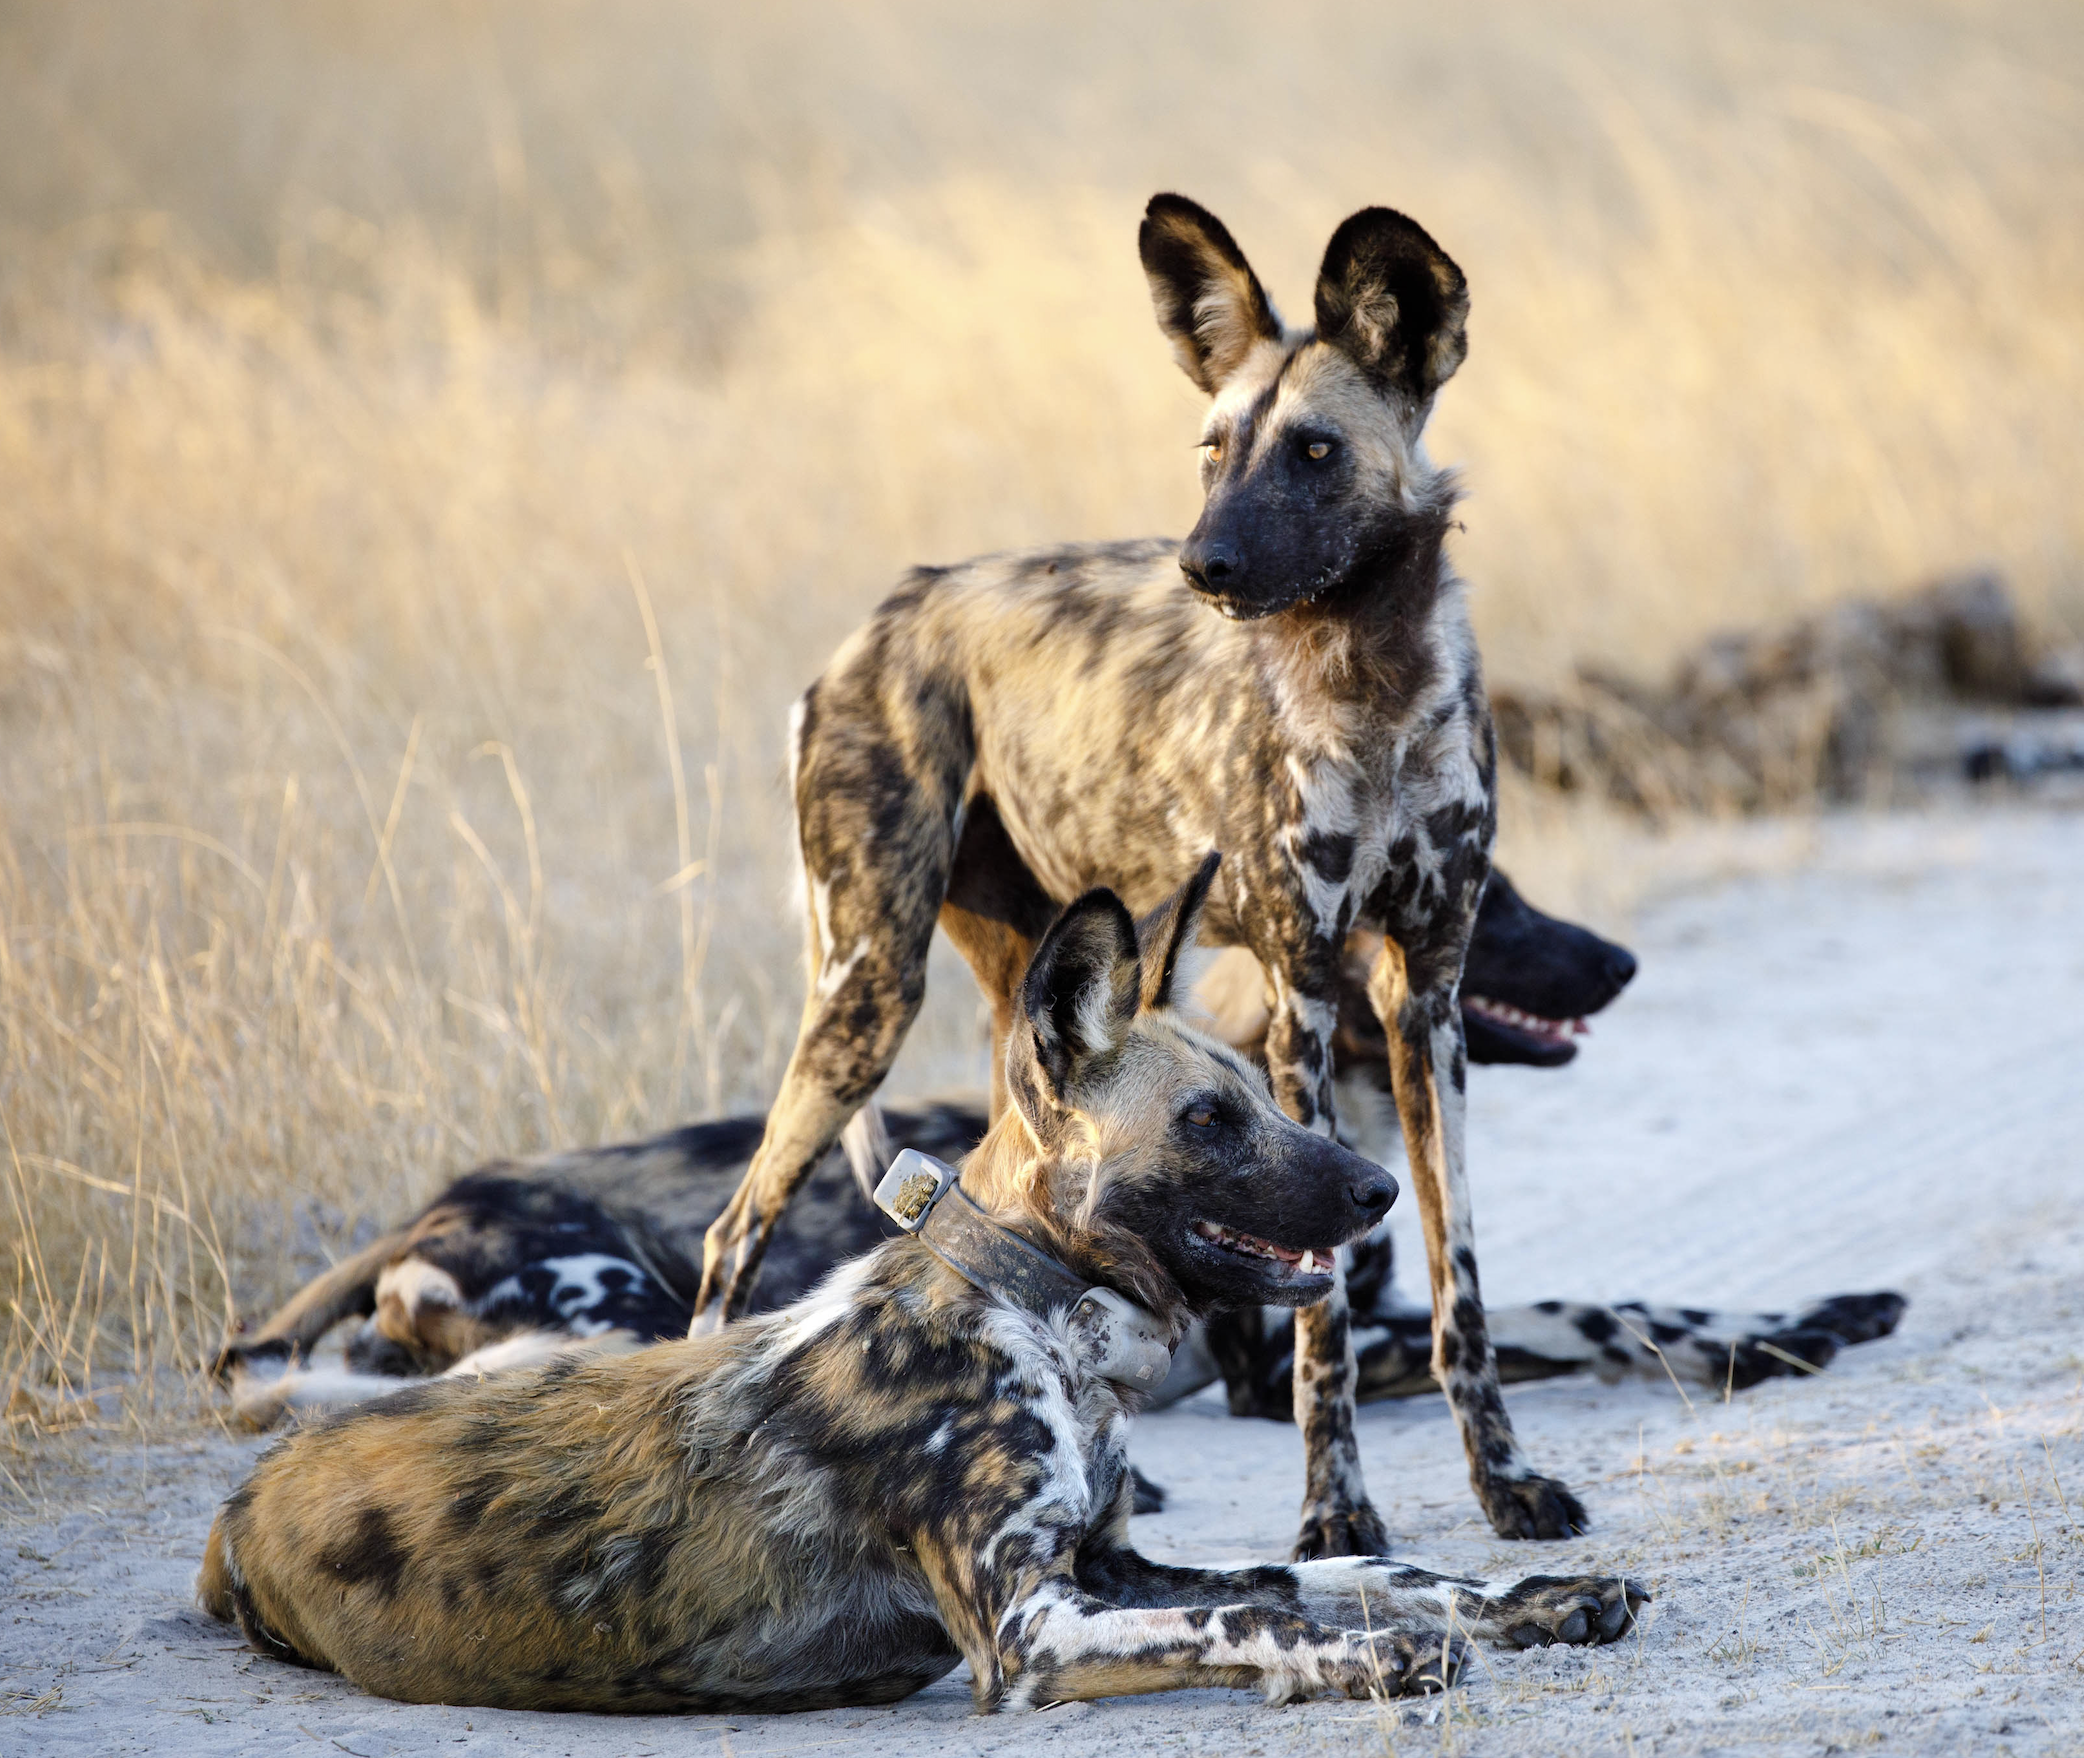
[202,1307,963,1711]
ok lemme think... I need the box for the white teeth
[1467,995,1572,1042]
[1199,1221,1329,1270]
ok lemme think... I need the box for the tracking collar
[874,1150,1175,1393]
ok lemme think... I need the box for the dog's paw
[1477,1471,1589,1540]
[224,1367,295,1433]
[1273,1632,1464,1704]
[1483,1574,1649,1648]
[1292,1496,1391,1561]
[1129,1465,1167,1515]
[1343,1631,1465,1698]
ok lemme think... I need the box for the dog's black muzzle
[1177,544,1319,621]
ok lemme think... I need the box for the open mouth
[1463,994,1588,1052]
[1193,1220,1335,1277]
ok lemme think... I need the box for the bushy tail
[196,1514,237,1623]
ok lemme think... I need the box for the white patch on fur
[976,1304,1095,1581]
[479,1254,649,1337]
[816,934,871,1003]
[771,1253,882,1358]
[807,873,837,967]
[231,1361,427,1423]
[1280,757,1365,928]
[1072,971,1118,1059]
[374,1258,463,1323]
[443,1328,606,1377]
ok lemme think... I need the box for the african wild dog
[200,874,1648,1713]
[695,193,1565,1554]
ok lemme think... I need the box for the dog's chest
[1267,734,1481,926]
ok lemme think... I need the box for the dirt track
[5,804,2081,1756]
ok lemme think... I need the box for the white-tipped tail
[841,1102,897,1203]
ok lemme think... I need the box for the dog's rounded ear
[1011,889,1141,1111]
[1133,850,1220,1015]
[1313,208,1468,404]
[1139,194,1283,395]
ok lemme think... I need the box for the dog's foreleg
[227,1358,429,1431]
[1077,1546,1647,1651]
[989,1581,1460,1709]
[1261,982,1387,1559]
[1292,1259,1387,1558]
[1370,938,1586,1540]
[1276,1556,1647,1648]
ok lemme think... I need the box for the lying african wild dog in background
[201,873,1649,1713]
[696,193,1579,1557]
[214,866,1903,1436]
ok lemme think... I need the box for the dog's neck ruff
[873,1150,1174,1392]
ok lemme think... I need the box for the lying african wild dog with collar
[696,192,1568,1555]
[211,864,1904,1434]
[201,873,1649,1713]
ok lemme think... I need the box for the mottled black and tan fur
[697,194,1569,1553]
[200,880,1645,1713]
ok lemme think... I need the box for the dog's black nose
[1181,539,1241,589]
[1603,945,1638,992]
[1352,1174,1397,1219]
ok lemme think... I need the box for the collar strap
[874,1149,1174,1392]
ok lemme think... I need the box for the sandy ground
[4,803,2082,1756]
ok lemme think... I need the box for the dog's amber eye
[1305,440,1332,462]
[1200,441,1223,465]
[1185,1105,1216,1128]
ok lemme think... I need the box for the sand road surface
[5,805,2081,1756]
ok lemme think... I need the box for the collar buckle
[873,1147,959,1233]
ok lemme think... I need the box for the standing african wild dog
[694,194,1575,1554]
[201,876,1646,1713]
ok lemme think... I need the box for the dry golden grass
[2,1,2080,1426]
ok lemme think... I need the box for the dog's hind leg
[1368,927,1587,1541]
[696,670,971,1324]
[696,909,940,1324]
